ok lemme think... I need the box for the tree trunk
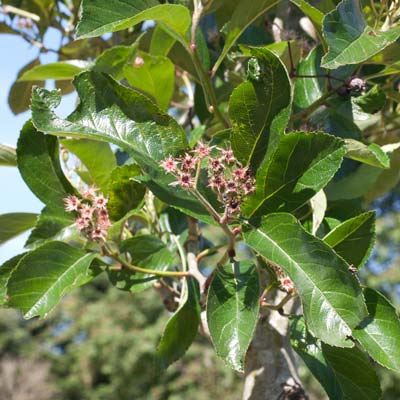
[242,294,307,400]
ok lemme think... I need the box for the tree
[1,0,400,398]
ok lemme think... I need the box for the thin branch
[261,292,296,310]
[186,217,207,287]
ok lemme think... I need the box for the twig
[186,217,207,287]
[261,292,296,310]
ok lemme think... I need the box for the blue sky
[0,30,76,263]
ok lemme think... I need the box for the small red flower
[170,172,194,190]
[232,167,249,181]
[75,217,90,231]
[160,155,178,173]
[208,175,225,191]
[193,141,214,159]
[220,148,237,164]
[79,204,94,219]
[64,195,80,212]
[94,194,108,209]
[180,153,197,171]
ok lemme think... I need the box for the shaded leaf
[322,343,382,400]
[321,0,400,69]
[0,144,17,166]
[0,254,26,306]
[323,211,375,269]
[17,120,74,209]
[18,60,89,81]
[157,277,201,368]
[242,132,345,218]
[243,213,367,347]
[150,25,176,56]
[207,261,260,372]
[353,85,386,114]
[229,47,291,170]
[353,288,400,372]
[344,139,390,168]
[7,242,97,319]
[93,45,136,79]
[0,213,38,245]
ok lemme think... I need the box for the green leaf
[321,0,400,69]
[123,52,175,111]
[310,189,327,235]
[321,343,382,400]
[76,1,190,46]
[353,288,400,372]
[107,164,146,221]
[93,45,136,79]
[108,235,175,293]
[7,242,97,319]
[31,71,215,223]
[229,47,292,170]
[18,60,89,81]
[207,261,260,372]
[212,0,280,74]
[242,132,346,218]
[8,58,44,115]
[323,212,375,269]
[25,206,75,250]
[150,25,176,56]
[243,213,368,347]
[344,139,390,168]
[157,277,201,368]
[0,144,17,166]
[290,316,343,399]
[17,120,74,209]
[290,0,324,42]
[0,254,26,306]
[353,85,386,114]
[0,213,38,245]
[61,139,117,192]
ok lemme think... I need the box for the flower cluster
[63,186,111,242]
[160,142,256,220]
[269,263,296,294]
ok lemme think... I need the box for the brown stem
[186,217,207,287]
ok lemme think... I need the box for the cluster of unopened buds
[269,263,296,294]
[160,142,256,220]
[63,186,111,242]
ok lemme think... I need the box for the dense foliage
[2,0,400,398]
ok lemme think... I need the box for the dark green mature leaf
[123,52,175,111]
[8,59,44,115]
[25,206,75,250]
[353,85,386,114]
[229,47,291,170]
[76,0,190,46]
[107,165,146,221]
[290,316,343,399]
[321,0,400,69]
[212,0,280,74]
[290,0,324,33]
[61,139,117,192]
[242,132,345,218]
[323,212,375,269]
[7,242,97,319]
[157,277,201,369]
[18,60,89,81]
[243,213,367,347]
[108,235,175,293]
[31,71,214,223]
[207,261,260,372]
[0,144,17,166]
[0,213,38,245]
[17,120,74,209]
[322,343,382,400]
[0,254,26,306]
[353,288,400,372]
[344,139,390,168]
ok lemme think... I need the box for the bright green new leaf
[212,0,279,74]
[61,138,117,192]
[321,0,400,69]
[150,25,176,56]
[242,132,346,218]
[229,47,291,170]
[17,120,75,210]
[243,213,368,347]
[0,213,38,245]
[0,254,26,305]
[353,288,400,372]
[93,45,136,79]
[344,139,390,169]
[290,316,343,399]
[157,277,201,369]
[207,261,260,372]
[18,60,89,81]
[123,52,175,111]
[0,144,17,167]
[322,343,382,399]
[76,1,190,46]
[107,165,146,221]
[323,212,375,269]
[108,235,175,293]
[7,242,97,319]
